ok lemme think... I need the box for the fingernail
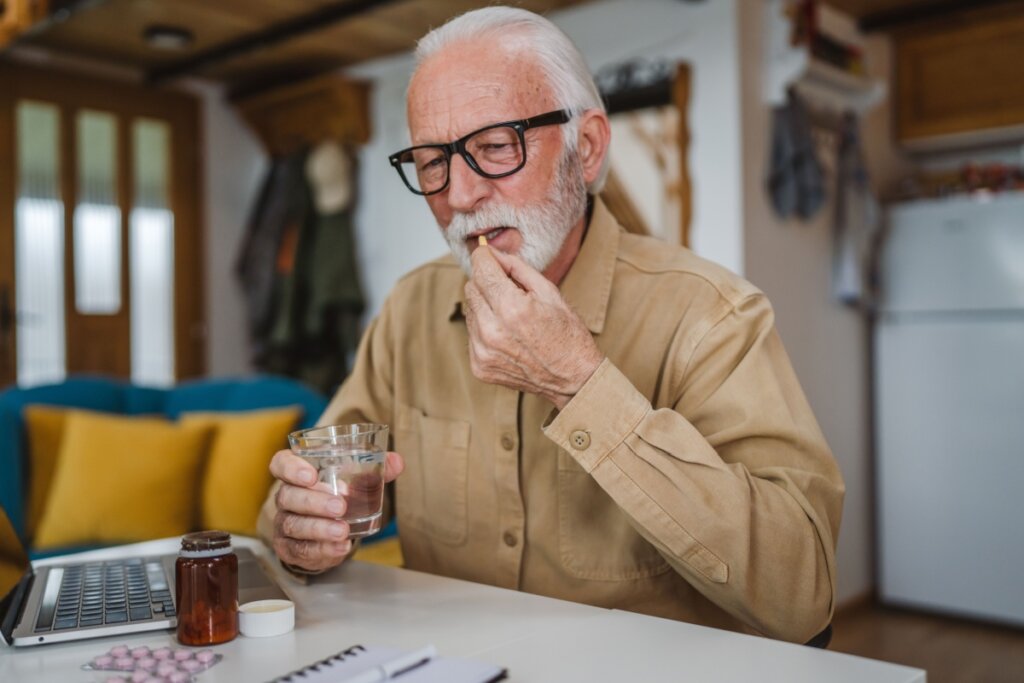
[340,540,353,555]
[300,470,316,485]
[329,523,346,538]
[326,498,344,515]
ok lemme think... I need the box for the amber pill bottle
[175,531,239,646]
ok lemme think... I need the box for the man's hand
[464,246,604,410]
[268,449,405,573]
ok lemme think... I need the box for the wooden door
[0,60,205,387]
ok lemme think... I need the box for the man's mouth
[468,227,512,244]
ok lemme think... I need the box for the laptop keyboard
[34,558,175,632]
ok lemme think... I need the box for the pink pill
[136,657,157,670]
[173,649,192,661]
[156,663,178,677]
[93,655,115,668]
[131,646,151,658]
[110,645,130,657]
[180,659,202,673]
[152,647,172,660]
[131,671,150,683]
[195,649,216,664]
[168,673,189,683]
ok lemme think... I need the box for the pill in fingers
[478,235,487,246]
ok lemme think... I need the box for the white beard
[442,150,588,275]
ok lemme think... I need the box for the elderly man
[259,7,844,644]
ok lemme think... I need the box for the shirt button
[570,430,591,450]
[500,434,515,451]
[503,531,518,547]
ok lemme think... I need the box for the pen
[342,645,438,683]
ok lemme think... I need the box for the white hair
[413,6,609,192]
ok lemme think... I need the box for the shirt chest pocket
[557,450,671,581]
[394,403,471,545]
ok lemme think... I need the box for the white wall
[193,82,268,377]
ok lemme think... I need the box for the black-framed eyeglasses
[388,109,571,196]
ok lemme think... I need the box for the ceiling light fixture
[143,24,194,51]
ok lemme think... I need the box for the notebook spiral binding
[273,644,368,681]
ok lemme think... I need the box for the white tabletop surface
[1,537,927,682]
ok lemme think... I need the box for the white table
[1,538,927,682]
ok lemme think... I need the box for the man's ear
[575,109,611,186]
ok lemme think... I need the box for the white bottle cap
[238,599,295,638]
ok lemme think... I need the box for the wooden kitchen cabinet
[895,6,1024,149]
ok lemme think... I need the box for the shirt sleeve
[543,293,844,643]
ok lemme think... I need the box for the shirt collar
[448,196,621,335]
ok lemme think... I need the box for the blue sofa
[0,375,328,544]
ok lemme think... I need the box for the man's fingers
[471,245,520,307]
[463,279,488,319]
[272,537,352,572]
[384,451,405,483]
[269,449,318,487]
[276,482,347,518]
[464,281,507,350]
[488,248,559,301]
[275,511,349,543]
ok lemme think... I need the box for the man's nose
[445,153,491,213]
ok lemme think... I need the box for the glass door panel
[130,118,174,387]
[73,110,121,315]
[15,100,65,387]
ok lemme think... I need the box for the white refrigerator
[875,192,1024,626]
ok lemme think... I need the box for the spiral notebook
[267,644,507,683]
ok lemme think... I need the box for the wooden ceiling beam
[144,0,403,85]
[856,0,1023,31]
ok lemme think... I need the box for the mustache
[446,204,524,242]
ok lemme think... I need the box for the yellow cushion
[22,405,70,540]
[181,407,301,537]
[33,411,213,550]
[353,537,404,567]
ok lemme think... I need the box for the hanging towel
[767,89,827,220]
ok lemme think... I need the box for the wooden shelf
[233,73,371,157]
[763,0,886,114]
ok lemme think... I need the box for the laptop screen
[0,505,30,604]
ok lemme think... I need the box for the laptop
[0,504,288,647]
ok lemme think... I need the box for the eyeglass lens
[398,125,524,194]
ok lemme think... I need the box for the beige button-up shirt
[260,199,844,643]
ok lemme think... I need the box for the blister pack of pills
[82,644,222,682]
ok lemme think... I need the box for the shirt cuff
[543,358,650,472]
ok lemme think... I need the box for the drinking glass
[287,424,389,538]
